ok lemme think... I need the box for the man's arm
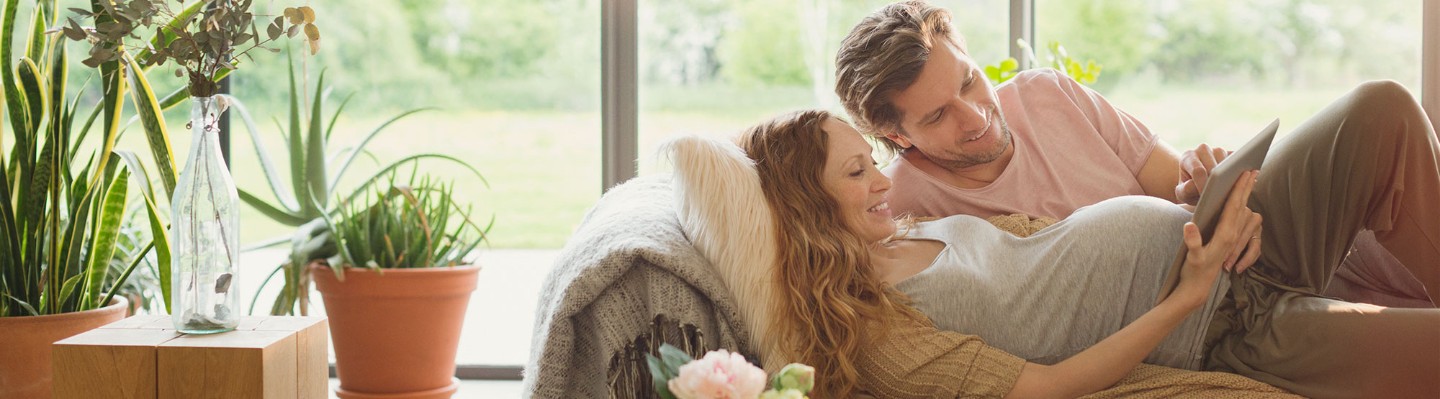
[1136,140,1183,203]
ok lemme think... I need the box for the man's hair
[737,109,925,398]
[835,0,963,154]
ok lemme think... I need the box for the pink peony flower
[668,349,767,399]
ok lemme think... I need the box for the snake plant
[0,0,191,316]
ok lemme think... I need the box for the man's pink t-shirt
[883,68,1161,219]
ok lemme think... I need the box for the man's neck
[902,146,1014,189]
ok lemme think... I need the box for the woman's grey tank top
[894,195,1217,370]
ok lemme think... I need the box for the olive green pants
[1202,80,1440,398]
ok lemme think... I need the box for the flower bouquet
[647,344,815,399]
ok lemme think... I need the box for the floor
[327,379,525,398]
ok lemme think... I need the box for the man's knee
[1337,80,1432,143]
[1348,80,1422,116]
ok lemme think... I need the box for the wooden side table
[52,315,328,399]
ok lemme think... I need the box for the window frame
[218,0,1437,381]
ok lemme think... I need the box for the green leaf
[23,0,49,65]
[646,354,678,399]
[324,92,355,142]
[305,71,328,208]
[59,169,99,290]
[56,273,83,314]
[239,188,308,226]
[113,150,157,210]
[17,58,47,137]
[4,294,38,316]
[658,343,694,370]
[140,191,171,313]
[102,242,153,309]
[250,263,285,315]
[123,52,178,197]
[334,154,488,210]
[328,107,435,195]
[90,49,126,192]
[2,0,32,139]
[286,54,313,219]
[226,94,299,213]
[83,167,127,307]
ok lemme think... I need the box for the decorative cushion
[661,135,785,371]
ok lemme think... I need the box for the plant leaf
[122,52,177,197]
[224,94,300,213]
[285,52,313,219]
[17,58,47,137]
[305,70,329,212]
[327,107,435,195]
[333,154,488,213]
[82,167,127,307]
[139,189,171,313]
[239,188,309,226]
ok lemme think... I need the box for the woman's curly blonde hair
[737,110,926,398]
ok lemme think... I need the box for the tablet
[1156,119,1279,303]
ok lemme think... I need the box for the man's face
[887,41,1012,170]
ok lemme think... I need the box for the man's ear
[885,130,913,149]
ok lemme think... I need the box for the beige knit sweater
[854,315,1299,398]
[845,215,1301,398]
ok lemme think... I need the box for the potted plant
[0,0,182,396]
[225,52,481,317]
[61,0,319,332]
[310,171,489,399]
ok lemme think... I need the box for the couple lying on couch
[674,1,1440,398]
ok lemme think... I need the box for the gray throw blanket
[522,176,758,398]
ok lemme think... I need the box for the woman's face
[820,118,896,243]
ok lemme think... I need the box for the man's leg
[1326,232,1434,308]
[1210,292,1440,398]
[1205,80,1440,396]
[1246,80,1440,303]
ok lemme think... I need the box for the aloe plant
[324,172,489,275]
[236,52,484,316]
[0,0,179,317]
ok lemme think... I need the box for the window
[636,0,1009,174]
[200,0,1436,379]
[1034,0,1425,149]
[229,0,599,367]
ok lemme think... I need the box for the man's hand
[1174,144,1234,205]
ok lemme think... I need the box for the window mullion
[1010,0,1035,69]
[602,0,639,192]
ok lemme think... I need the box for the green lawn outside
[97,84,1395,251]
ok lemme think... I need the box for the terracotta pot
[0,297,128,399]
[311,264,480,399]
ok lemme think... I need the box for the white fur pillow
[661,135,785,371]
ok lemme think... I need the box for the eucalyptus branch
[59,0,320,97]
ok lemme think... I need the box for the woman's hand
[1172,170,1263,309]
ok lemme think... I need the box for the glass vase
[170,95,241,334]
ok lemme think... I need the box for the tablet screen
[1156,119,1278,302]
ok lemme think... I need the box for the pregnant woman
[729,109,1440,398]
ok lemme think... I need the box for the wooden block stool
[53,315,328,399]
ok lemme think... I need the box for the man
[833,0,1434,307]
[834,1,1440,396]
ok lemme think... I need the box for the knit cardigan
[523,176,1297,398]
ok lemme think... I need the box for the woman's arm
[1005,170,1263,399]
[1005,294,1199,398]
